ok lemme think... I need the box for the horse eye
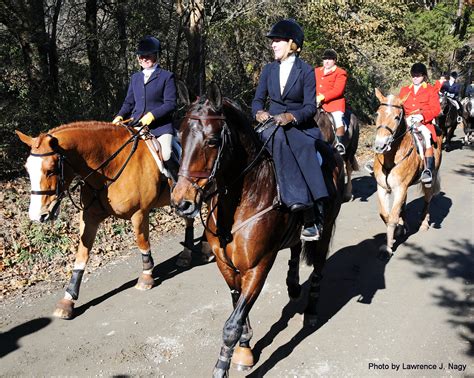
[207,138,220,147]
[394,115,401,121]
[46,169,56,177]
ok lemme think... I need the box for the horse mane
[49,121,115,134]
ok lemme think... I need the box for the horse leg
[176,217,195,267]
[131,210,155,290]
[420,187,433,231]
[53,211,102,319]
[213,257,275,377]
[376,184,390,225]
[386,186,407,253]
[395,200,409,238]
[230,289,254,371]
[286,242,302,300]
[343,159,353,202]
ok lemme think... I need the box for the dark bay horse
[373,89,442,255]
[314,108,359,201]
[171,83,344,377]
[16,122,199,319]
[438,93,459,151]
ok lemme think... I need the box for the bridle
[177,113,230,200]
[375,103,406,153]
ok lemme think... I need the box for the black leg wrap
[215,345,233,371]
[66,269,84,300]
[185,226,194,249]
[141,252,154,271]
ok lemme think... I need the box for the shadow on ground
[248,233,389,377]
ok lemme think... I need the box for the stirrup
[300,223,321,241]
[335,142,345,155]
[421,169,432,184]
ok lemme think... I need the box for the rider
[315,49,348,155]
[252,19,328,241]
[433,72,448,94]
[112,35,179,182]
[399,63,441,185]
[441,71,462,114]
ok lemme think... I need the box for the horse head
[373,88,406,154]
[171,82,230,218]
[463,97,474,119]
[16,130,68,222]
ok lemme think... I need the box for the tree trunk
[86,0,108,115]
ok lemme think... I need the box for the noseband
[178,113,230,199]
[30,148,66,198]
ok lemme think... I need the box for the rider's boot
[300,199,325,241]
[335,132,346,156]
[421,156,435,186]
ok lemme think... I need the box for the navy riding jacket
[251,57,317,125]
[441,81,461,98]
[117,67,177,137]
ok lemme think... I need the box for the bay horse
[461,96,474,145]
[314,107,359,201]
[171,83,344,377]
[373,89,442,255]
[438,93,459,151]
[16,122,202,319]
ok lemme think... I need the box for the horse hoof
[53,299,75,319]
[176,254,192,268]
[343,193,353,203]
[199,241,215,263]
[231,346,254,371]
[135,274,154,290]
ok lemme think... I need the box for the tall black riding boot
[335,135,346,155]
[421,156,435,186]
[163,156,180,184]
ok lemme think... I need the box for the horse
[438,93,460,151]
[461,96,474,145]
[171,82,345,377]
[314,107,359,201]
[16,122,207,319]
[372,89,442,255]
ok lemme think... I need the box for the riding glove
[139,112,155,126]
[112,116,123,124]
[316,94,325,103]
[256,110,271,123]
[406,114,424,126]
[274,113,296,126]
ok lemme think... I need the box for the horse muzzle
[172,199,200,219]
[373,136,392,154]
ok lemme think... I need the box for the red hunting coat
[399,82,441,142]
[315,66,347,112]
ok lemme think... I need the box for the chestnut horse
[461,96,474,145]
[438,93,459,151]
[16,122,200,319]
[315,108,359,201]
[171,83,344,377]
[373,89,442,255]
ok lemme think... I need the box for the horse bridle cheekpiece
[178,113,229,199]
[375,103,405,152]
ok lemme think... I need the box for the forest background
[0,0,472,296]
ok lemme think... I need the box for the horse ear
[15,130,33,147]
[207,82,222,110]
[176,79,191,106]
[374,88,385,103]
[49,135,59,150]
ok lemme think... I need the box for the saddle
[133,126,181,180]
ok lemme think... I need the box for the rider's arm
[321,68,347,102]
[422,86,442,122]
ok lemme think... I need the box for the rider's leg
[158,133,179,183]
[420,126,434,184]
[331,111,346,155]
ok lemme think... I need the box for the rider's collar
[409,82,427,89]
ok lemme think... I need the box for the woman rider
[113,35,179,182]
[251,19,328,241]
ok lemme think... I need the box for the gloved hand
[316,94,325,104]
[274,113,296,126]
[139,112,155,126]
[112,116,123,124]
[406,114,424,126]
[256,110,271,123]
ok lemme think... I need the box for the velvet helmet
[266,19,304,52]
[136,36,161,55]
[322,49,337,60]
[450,71,458,79]
[410,62,428,77]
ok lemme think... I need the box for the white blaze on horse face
[25,155,46,221]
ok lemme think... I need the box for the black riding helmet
[136,36,161,55]
[410,62,428,77]
[266,19,304,49]
[322,49,337,60]
[450,71,458,79]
